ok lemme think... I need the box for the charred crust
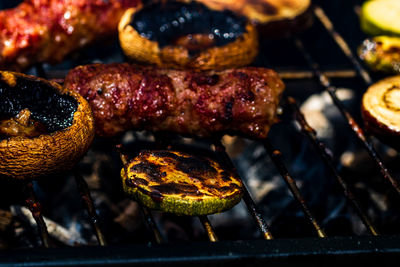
[131,162,165,182]
[220,171,233,182]
[150,183,200,196]
[149,190,164,203]
[224,101,234,121]
[175,156,217,178]
[192,73,220,86]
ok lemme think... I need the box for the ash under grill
[0,0,399,265]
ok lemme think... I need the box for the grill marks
[124,150,242,200]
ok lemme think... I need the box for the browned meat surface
[0,0,140,71]
[64,63,285,139]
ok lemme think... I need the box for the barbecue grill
[0,0,399,265]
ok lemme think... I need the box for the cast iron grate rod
[285,95,379,236]
[73,169,107,246]
[24,181,51,248]
[116,144,165,244]
[313,5,373,86]
[199,215,218,242]
[213,139,273,240]
[294,38,400,196]
[263,139,326,238]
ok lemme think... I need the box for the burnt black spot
[238,89,255,101]
[150,151,180,160]
[97,88,103,95]
[125,178,136,188]
[151,183,199,195]
[0,75,77,136]
[176,156,217,178]
[220,171,232,182]
[219,186,233,193]
[224,101,233,121]
[192,74,219,86]
[131,1,246,48]
[150,190,164,203]
[229,183,241,190]
[133,177,149,186]
[131,162,164,182]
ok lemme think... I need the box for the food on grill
[0,0,140,71]
[64,63,285,139]
[0,71,95,179]
[118,1,258,70]
[360,0,400,36]
[121,150,243,215]
[195,0,313,37]
[359,36,400,74]
[362,75,400,150]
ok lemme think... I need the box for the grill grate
[1,0,399,265]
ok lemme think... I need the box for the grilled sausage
[0,0,140,71]
[64,63,285,139]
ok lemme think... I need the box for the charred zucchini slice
[360,0,400,36]
[362,75,400,150]
[121,150,243,216]
[359,36,400,74]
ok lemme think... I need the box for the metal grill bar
[213,139,273,240]
[24,182,51,248]
[139,204,165,244]
[286,96,379,236]
[313,6,373,86]
[263,139,326,238]
[116,144,165,244]
[278,69,357,80]
[199,216,218,242]
[294,38,400,196]
[73,169,107,246]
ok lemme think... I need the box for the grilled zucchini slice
[360,0,400,36]
[359,36,400,74]
[121,150,243,216]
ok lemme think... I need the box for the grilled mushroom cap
[121,150,243,216]
[362,75,400,150]
[0,72,95,179]
[118,1,258,70]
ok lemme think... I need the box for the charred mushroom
[121,150,243,216]
[362,75,400,150]
[0,72,95,179]
[118,1,258,70]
